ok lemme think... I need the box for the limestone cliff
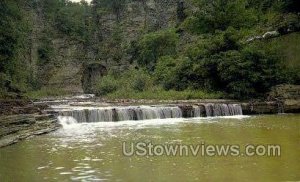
[27,0,187,94]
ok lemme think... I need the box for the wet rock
[0,114,61,148]
[196,104,207,117]
[0,100,49,116]
[178,105,194,118]
[284,99,300,113]
[268,84,300,100]
[112,108,119,122]
[242,102,278,115]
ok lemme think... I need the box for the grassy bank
[24,88,224,101]
[25,87,70,100]
[106,89,224,100]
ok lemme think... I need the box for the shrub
[123,69,153,92]
[55,3,86,38]
[154,56,194,90]
[217,44,287,98]
[94,69,153,96]
[95,75,119,96]
[182,0,258,34]
[136,29,179,70]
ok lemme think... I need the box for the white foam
[58,116,79,128]
[57,115,250,130]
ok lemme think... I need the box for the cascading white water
[228,104,243,116]
[57,116,78,128]
[59,106,183,123]
[204,104,214,117]
[204,104,243,117]
[55,103,243,123]
[193,106,202,117]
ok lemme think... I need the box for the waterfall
[55,104,243,123]
[228,104,243,116]
[193,106,202,117]
[204,104,213,117]
[59,106,183,123]
[57,116,78,128]
[205,104,243,117]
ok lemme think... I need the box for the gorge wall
[26,0,187,94]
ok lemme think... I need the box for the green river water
[0,114,299,181]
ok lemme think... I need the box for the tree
[0,0,31,93]
[217,45,286,98]
[55,2,87,38]
[154,56,195,91]
[282,0,300,12]
[136,29,179,70]
[183,0,258,34]
[91,0,126,21]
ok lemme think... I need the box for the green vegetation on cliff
[0,0,299,100]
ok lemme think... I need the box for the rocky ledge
[0,99,48,115]
[242,100,300,115]
[0,114,60,148]
[242,85,300,114]
[0,100,61,148]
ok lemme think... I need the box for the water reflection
[0,115,299,181]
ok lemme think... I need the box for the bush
[94,69,153,96]
[136,29,179,70]
[154,56,195,91]
[95,74,119,96]
[182,0,258,34]
[55,2,89,39]
[217,44,287,98]
[183,28,242,61]
[118,69,153,92]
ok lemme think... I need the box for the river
[0,114,299,181]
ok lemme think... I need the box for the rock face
[242,100,300,114]
[242,102,279,115]
[0,114,60,148]
[0,100,47,116]
[81,63,108,93]
[42,38,85,94]
[242,85,300,114]
[0,100,61,147]
[25,0,189,94]
[81,0,187,73]
[268,84,300,100]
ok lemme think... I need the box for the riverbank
[1,87,300,148]
[0,100,61,148]
[0,114,60,148]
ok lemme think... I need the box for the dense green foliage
[155,56,194,91]
[95,69,153,96]
[1,0,299,100]
[94,68,223,100]
[0,0,32,97]
[135,30,179,70]
[92,0,126,21]
[183,0,258,34]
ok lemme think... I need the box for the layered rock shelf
[0,100,61,148]
[0,114,60,148]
